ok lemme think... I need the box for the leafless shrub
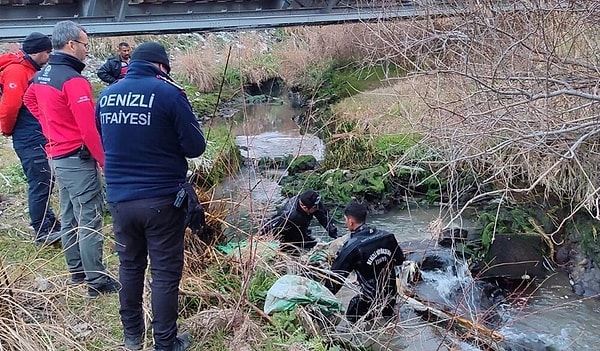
[341,0,600,234]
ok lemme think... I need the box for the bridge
[0,0,487,40]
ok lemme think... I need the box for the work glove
[178,182,206,235]
[327,224,339,239]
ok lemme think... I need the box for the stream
[210,98,600,350]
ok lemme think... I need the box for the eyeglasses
[72,39,90,50]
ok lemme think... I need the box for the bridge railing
[0,1,501,40]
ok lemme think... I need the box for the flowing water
[212,98,600,350]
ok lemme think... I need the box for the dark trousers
[13,143,58,238]
[109,195,185,350]
[347,295,396,323]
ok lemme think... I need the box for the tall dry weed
[174,45,218,92]
[89,35,146,59]
[273,25,370,85]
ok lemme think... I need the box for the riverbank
[3,1,600,348]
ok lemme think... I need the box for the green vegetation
[297,62,400,105]
[189,125,241,188]
[475,205,538,257]
[183,85,224,118]
[280,165,389,208]
[0,162,27,194]
[567,216,600,261]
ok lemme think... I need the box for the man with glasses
[0,32,61,246]
[261,189,339,254]
[24,20,119,298]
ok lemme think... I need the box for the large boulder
[472,233,550,280]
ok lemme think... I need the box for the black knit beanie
[131,42,171,74]
[22,32,52,54]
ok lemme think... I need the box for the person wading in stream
[261,189,339,255]
[97,42,206,351]
[325,200,404,323]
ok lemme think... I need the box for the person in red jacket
[24,20,119,298]
[0,32,61,246]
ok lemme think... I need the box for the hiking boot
[124,335,142,350]
[154,332,191,351]
[67,272,86,285]
[34,230,61,247]
[86,277,121,298]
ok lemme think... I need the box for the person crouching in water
[261,190,339,255]
[325,200,404,323]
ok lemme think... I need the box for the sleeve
[172,91,206,158]
[63,77,105,168]
[313,202,338,238]
[260,209,289,235]
[23,83,41,121]
[95,99,102,138]
[0,65,29,135]
[97,59,116,84]
[325,244,358,295]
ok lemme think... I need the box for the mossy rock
[473,233,550,280]
[287,155,317,176]
[257,156,289,170]
[280,165,389,207]
[566,214,600,261]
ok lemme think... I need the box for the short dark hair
[118,42,130,48]
[344,200,367,224]
[299,190,321,208]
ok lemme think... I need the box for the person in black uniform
[261,190,338,254]
[97,42,206,351]
[325,200,404,322]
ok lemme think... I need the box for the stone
[474,233,550,280]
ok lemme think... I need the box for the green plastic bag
[264,274,343,315]
[216,240,278,258]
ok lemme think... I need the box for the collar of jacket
[49,52,86,73]
[125,60,170,79]
[351,224,375,238]
[22,52,42,71]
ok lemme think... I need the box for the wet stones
[438,227,468,248]
[472,233,550,280]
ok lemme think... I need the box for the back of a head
[52,20,85,50]
[22,32,52,55]
[344,200,368,224]
[130,42,170,74]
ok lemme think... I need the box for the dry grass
[174,46,217,92]
[272,25,372,86]
[89,35,147,59]
[318,1,600,234]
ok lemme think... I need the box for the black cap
[22,32,52,54]
[299,190,321,208]
[131,42,171,74]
